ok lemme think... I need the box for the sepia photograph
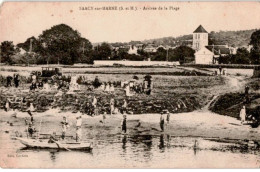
[0,1,260,168]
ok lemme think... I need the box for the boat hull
[17,138,93,151]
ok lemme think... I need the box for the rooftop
[193,25,208,33]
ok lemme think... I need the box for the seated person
[38,81,43,88]
[48,132,58,143]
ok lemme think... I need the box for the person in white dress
[76,116,82,128]
[110,98,115,115]
[29,103,35,112]
[43,82,51,91]
[5,100,10,112]
[105,83,110,92]
[240,106,246,124]
[99,83,105,90]
[125,84,131,96]
[122,99,127,112]
[92,96,97,108]
[110,83,115,93]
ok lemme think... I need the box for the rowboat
[17,138,93,151]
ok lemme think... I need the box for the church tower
[192,25,208,51]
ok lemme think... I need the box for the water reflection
[193,139,199,156]
[158,134,165,151]
[122,135,127,150]
[4,133,260,168]
[49,151,57,162]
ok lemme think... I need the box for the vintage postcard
[0,1,260,168]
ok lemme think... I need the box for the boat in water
[17,137,93,151]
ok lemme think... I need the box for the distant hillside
[109,29,258,48]
[209,29,257,47]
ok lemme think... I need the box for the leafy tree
[219,54,233,64]
[38,24,92,65]
[0,41,15,64]
[137,49,149,58]
[125,54,144,61]
[92,43,112,60]
[168,46,195,64]
[250,30,260,64]
[17,36,44,53]
[115,48,128,60]
[98,43,112,60]
[233,48,250,64]
[151,47,167,61]
[77,37,93,63]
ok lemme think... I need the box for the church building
[193,25,230,64]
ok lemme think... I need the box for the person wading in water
[122,113,127,134]
[160,112,165,132]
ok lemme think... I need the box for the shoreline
[1,108,259,143]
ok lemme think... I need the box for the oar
[53,140,71,151]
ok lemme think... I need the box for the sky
[1,1,260,44]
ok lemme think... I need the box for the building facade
[192,25,208,51]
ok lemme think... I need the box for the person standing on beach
[240,106,246,124]
[103,112,107,124]
[76,116,82,128]
[5,100,10,112]
[13,74,20,88]
[27,123,36,138]
[92,96,97,108]
[27,110,34,124]
[105,82,110,93]
[110,98,115,115]
[110,83,115,93]
[166,110,170,126]
[61,116,69,140]
[76,116,82,142]
[218,66,222,75]
[122,114,127,134]
[6,75,13,87]
[122,99,127,113]
[29,103,35,112]
[76,126,82,142]
[160,112,165,132]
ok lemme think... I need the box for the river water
[1,131,260,168]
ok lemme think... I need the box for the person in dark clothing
[245,85,249,95]
[28,123,36,137]
[93,76,102,88]
[122,114,127,133]
[218,66,222,75]
[38,81,43,88]
[160,113,165,132]
[27,110,34,124]
[13,74,20,88]
[6,76,13,87]
[30,82,37,90]
[166,110,170,125]
[245,85,250,103]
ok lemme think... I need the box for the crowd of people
[2,71,258,145]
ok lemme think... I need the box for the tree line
[1,24,260,65]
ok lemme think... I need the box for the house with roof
[144,44,157,53]
[128,45,139,55]
[193,25,231,64]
